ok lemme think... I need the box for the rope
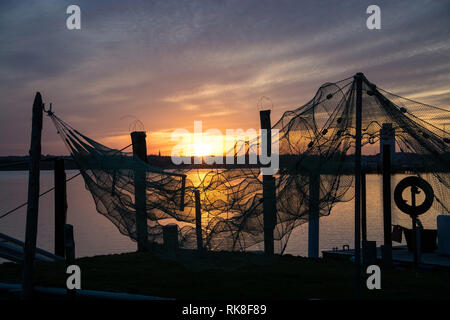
[0,144,132,221]
[0,173,81,220]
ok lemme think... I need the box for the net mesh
[48,73,450,254]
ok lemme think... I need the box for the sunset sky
[0,0,449,156]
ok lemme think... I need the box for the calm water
[0,170,439,261]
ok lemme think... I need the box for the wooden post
[380,123,395,164]
[194,189,203,252]
[412,213,418,268]
[416,222,422,265]
[260,110,276,256]
[308,173,320,258]
[362,240,377,265]
[245,139,249,164]
[354,73,363,298]
[21,92,44,299]
[163,224,178,258]
[382,144,393,265]
[131,131,149,252]
[411,186,420,268]
[361,170,367,242]
[64,224,76,298]
[64,224,75,266]
[54,158,67,257]
[131,131,148,163]
[361,169,371,264]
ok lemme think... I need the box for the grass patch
[1,250,449,299]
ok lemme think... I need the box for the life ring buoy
[394,176,434,216]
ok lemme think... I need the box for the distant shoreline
[1,153,448,174]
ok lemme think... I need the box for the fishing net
[49,114,191,244]
[48,73,449,254]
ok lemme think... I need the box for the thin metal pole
[354,73,363,299]
[22,92,44,299]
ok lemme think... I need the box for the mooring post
[163,224,178,258]
[54,158,67,257]
[194,189,203,252]
[308,173,320,258]
[131,131,149,252]
[260,110,276,256]
[354,73,363,298]
[382,143,393,266]
[21,92,44,299]
[64,224,76,299]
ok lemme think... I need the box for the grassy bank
[1,250,449,299]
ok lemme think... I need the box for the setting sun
[193,142,213,157]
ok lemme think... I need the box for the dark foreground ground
[1,250,449,300]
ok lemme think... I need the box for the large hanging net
[48,73,449,254]
[49,114,190,244]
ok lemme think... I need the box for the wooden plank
[323,246,450,269]
[0,283,172,300]
[0,232,63,261]
[0,242,55,263]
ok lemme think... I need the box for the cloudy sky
[0,0,449,156]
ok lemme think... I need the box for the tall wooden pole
[382,144,393,265]
[260,110,276,255]
[194,189,203,252]
[22,92,44,299]
[131,131,149,252]
[54,158,67,257]
[354,73,363,298]
[308,173,320,258]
